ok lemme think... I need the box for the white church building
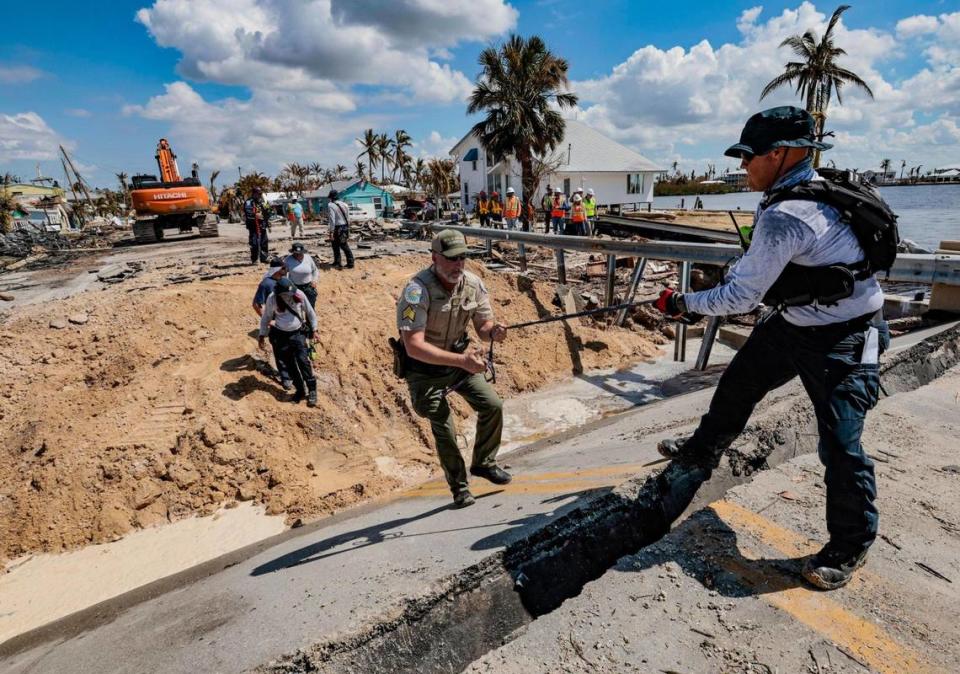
[449,119,663,211]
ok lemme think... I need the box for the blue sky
[2,0,959,187]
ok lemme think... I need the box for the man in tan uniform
[397,230,511,508]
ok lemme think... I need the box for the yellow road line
[711,500,931,674]
[399,463,659,499]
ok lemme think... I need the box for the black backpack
[764,168,900,278]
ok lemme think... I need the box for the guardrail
[442,223,960,368]
[443,225,960,286]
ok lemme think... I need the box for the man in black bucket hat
[653,105,891,591]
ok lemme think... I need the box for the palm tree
[760,5,874,167]
[115,172,129,210]
[208,170,220,202]
[375,133,392,183]
[899,160,906,180]
[879,158,891,182]
[334,163,348,181]
[356,129,378,182]
[425,157,458,215]
[411,158,427,191]
[468,35,578,207]
[391,129,412,183]
[354,159,367,183]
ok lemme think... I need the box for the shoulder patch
[402,306,417,323]
[403,283,424,304]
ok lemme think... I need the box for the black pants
[686,312,889,555]
[297,283,317,308]
[332,226,354,268]
[269,327,315,395]
[267,330,292,385]
[247,225,268,263]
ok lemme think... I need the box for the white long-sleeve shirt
[327,200,350,231]
[258,290,318,336]
[284,254,318,285]
[684,167,883,327]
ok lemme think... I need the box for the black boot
[469,464,512,485]
[802,545,868,590]
[307,389,318,407]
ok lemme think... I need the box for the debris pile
[1,226,117,272]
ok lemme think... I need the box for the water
[653,183,960,250]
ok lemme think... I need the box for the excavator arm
[155,138,182,183]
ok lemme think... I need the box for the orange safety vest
[504,196,520,218]
[490,200,502,215]
[477,198,489,214]
[570,202,586,223]
[551,195,565,218]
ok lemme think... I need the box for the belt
[406,358,455,377]
[792,309,882,334]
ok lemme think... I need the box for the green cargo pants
[406,369,504,495]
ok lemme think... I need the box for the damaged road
[2,324,957,674]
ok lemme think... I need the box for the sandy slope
[0,254,668,566]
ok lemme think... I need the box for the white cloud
[896,15,940,39]
[136,0,515,104]
[0,112,66,161]
[0,65,44,84]
[123,81,376,172]
[126,0,517,175]
[64,108,92,118]
[571,2,959,171]
[414,130,461,158]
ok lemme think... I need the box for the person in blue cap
[653,106,891,591]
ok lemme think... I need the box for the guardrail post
[485,238,493,256]
[674,261,691,362]
[695,315,721,370]
[555,249,567,285]
[616,258,647,326]
[605,254,617,307]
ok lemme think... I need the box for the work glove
[654,289,703,325]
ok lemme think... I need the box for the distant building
[1,183,64,200]
[450,119,663,210]
[722,169,748,189]
[302,179,395,217]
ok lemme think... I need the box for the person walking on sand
[258,278,318,407]
[327,189,354,270]
[243,187,271,264]
[395,229,511,508]
[287,198,305,239]
[284,242,319,308]
[252,258,293,391]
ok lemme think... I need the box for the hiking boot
[281,379,293,392]
[657,437,720,469]
[290,391,305,404]
[345,263,355,269]
[452,490,476,509]
[306,390,318,407]
[802,545,868,590]
[469,464,512,485]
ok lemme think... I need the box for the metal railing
[442,224,960,369]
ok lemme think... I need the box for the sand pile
[0,255,668,566]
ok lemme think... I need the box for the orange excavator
[130,138,218,243]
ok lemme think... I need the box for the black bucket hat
[725,106,833,159]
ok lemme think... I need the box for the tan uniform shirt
[396,268,493,350]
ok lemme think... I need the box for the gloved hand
[654,289,703,325]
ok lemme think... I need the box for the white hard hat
[572,194,582,202]
[506,187,515,194]
[587,188,595,195]
[554,187,562,194]
[575,186,583,192]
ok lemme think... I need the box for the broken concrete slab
[67,313,89,325]
[48,318,68,330]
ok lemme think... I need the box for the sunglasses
[443,254,467,262]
